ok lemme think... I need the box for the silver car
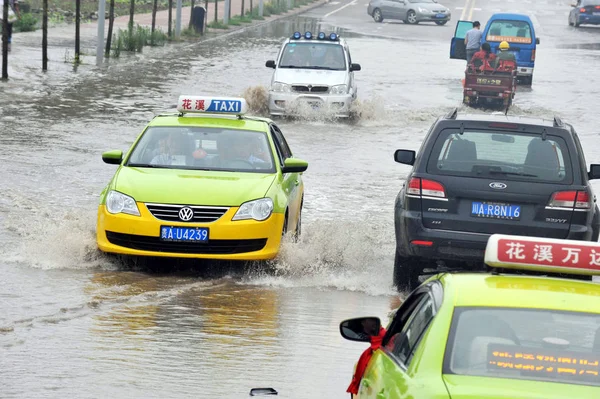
[265,32,361,118]
[367,0,451,25]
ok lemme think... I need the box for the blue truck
[450,13,540,85]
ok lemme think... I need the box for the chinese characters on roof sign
[176,95,248,115]
[484,234,600,275]
[488,344,600,381]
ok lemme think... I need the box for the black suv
[393,109,600,291]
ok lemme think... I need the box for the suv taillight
[548,190,591,209]
[407,177,447,199]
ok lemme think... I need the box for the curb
[182,0,329,48]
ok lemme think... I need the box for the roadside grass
[110,24,168,57]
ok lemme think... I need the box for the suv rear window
[426,129,573,183]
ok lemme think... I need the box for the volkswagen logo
[489,182,507,189]
[307,84,313,92]
[178,207,194,221]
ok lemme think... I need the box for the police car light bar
[176,95,248,115]
[484,234,600,276]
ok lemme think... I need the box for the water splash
[243,219,397,297]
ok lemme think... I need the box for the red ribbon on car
[346,327,387,395]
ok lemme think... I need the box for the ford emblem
[489,182,507,189]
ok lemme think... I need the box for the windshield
[487,20,533,44]
[278,43,347,71]
[126,126,275,173]
[426,129,572,183]
[444,307,600,387]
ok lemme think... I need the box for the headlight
[106,190,140,216]
[419,7,430,13]
[271,82,291,93]
[330,84,348,95]
[232,198,274,221]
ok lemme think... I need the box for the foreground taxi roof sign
[176,95,248,115]
[485,234,600,276]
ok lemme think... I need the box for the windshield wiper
[128,163,161,168]
[279,65,340,70]
[488,170,538,178]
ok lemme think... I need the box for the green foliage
[110,24,168,57]
[13,13,38,32]
[207,20,228,29]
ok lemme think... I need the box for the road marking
[467,0,477,20]
[460,0,471,20]
[324,0,358,17]
[330,1,340,4]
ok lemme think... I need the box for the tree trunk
[250,0,253,17]
[43,0,48,70]
[214,0,217,22]
[75,0,81,63]
[151,0,158,32]
[129,0,135,31]
[189,0,195,28]
[105,0,115,57]
[2,0,8,79]
[241,0,244,17]
[168,0,173,37]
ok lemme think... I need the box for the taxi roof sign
[485,234,600,276]
[176,95,248,115]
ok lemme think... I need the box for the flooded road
[2,0,600,397]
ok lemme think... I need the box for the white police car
[265,31,361,118]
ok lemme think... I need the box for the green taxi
[341,234,600,398]
[96,95,307,260]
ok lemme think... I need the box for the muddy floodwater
[2,2,600,397]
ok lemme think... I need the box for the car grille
[292,85,329,93]
[432,9,445,13]
[145,203,229,223]
[106,232,268,254]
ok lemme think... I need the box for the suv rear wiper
[488,170,538,178]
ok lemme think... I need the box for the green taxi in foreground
[341,234,600,398]
[96,95,307,260]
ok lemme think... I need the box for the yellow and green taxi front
[341,234,600,398]
[96,95,307,260]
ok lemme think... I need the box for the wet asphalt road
[1,0,600,397]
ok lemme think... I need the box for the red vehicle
[462,58,517,112]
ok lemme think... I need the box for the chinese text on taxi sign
[488,344,600,379]
[497,239,600,271]
[179,98,242,113]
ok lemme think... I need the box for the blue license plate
[160,226,209,242]
[436,13,445,18]
[471,202,521,220]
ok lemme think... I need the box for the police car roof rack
[445,107,458,120]
[553,115,564,128]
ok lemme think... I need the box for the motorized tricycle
[462,58,517,113]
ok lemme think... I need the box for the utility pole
[43,0,48,70]
[96,0,105,66]
[175,0,182,37]
[224,0,230,24]
[259,0,263,17]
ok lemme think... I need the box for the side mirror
[265,60,276,68]
[589,164,600,180]
[282,157,308,173]
[394,149,416,166]
[340,317,381,342]
[102,150,123,165]
[536,37,540,45]
[350,63,361,72]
